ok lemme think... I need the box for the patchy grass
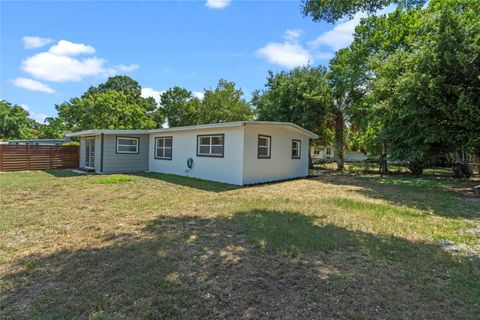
[0,170,479,319]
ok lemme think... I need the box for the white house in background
[311,145,368,162]
[66,121,318,186]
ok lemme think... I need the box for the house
[66,121,318,185]
[310,145,368,162]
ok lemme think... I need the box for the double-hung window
[116,137,139,154]
[155,136,172,160]
[292,139,301,159]
[197,134,224,157]
[257,135,271,158]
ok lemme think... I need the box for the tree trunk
[308,152,314,169]
[379,143,388,175]
[334,110,344,172]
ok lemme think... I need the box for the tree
[36,117,68,139]
[161,80,253,127]
[252,66,333,167]
[199,79,253,124]
[302,0,426,23]
[57,91,157,131]
[331,0,480,175]
[0,100,37,140]
[56,76,164,131]
[160,87,202,127]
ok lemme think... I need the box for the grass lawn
[1,170,479,319]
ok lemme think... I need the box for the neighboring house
[66,121,318,186]
[6,139,69,145]
[311,145,368,162]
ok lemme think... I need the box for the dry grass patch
[0,170,479,319]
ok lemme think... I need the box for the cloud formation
[12,77,55,94]
[22,36,52,49]
[141,87,163,105]
[205,0,231,9]
[20,39,139,83]
[256,30,312,69]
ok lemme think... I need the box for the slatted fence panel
[0,145,79,171]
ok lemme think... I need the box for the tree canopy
[252,66,333,136]
[56,75,164,131]
[0,100,37,140]
[302,0,426,23]
[161,79,253,127]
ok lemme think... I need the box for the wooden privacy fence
[0,144,79,172]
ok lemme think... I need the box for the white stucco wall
[148,127,244,185]
[242,125,309,185]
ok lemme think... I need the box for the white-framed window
[155,136,172,160]
[116,136,139,154]
[257,135,271,158]
[197,134,224,157]
[313,146,324,156]
[292,139,301,159]
[326,148,331,156]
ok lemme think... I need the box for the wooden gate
[0,144,79,172]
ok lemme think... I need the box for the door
[85,138,95,168]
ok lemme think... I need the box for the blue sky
[1,0,364,123]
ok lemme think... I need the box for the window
[326,148,331,156]
[155,136,172,160]
[313,146,324,156]
[197,134,224,157]
[292,140,301,159]
[257,135,271,158]
[116,137,139,154]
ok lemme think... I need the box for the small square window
[116,137,139,154]
[155,136,172,160]
[258,135,271,158]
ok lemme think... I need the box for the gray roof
[66,121,319,139]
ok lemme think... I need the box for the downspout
[100,133,104,173]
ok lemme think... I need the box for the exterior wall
[79,136,86,167]
[149,127,244,185]
[101,134,149,173]
[242,125,309,185]
[345,151,368,162]
[311,145,335,160]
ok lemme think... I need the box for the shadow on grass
[133,172,242,192]
[310,171,480,219]
[2,210,479,319]
[44,169,87,178]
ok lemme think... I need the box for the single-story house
[311,145,368,162]
[66,121,318,185]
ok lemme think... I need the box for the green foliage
[160,87,202,127]
[161,79,253,127]
[0,100,37,140]
[252,66,333,136]
[302,0,426,23]
[56,76,163,131]
[328,0,480,173]
[199,79,253,124]
[35,117,68,139]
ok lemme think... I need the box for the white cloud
[256,31,312,69]
[20,40,139,82]
[20,104,49,123]
[141,87,163,105]
[22,52,106,82]
[12,77,55,94]
[113,64,139,72]
[284,29,303,42]
[22,36,52,49]
[205,0,231,9]
[193,91,204,100]
[48,40,95,56]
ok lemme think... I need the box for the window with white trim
[292,140,301,159]
[155,136,172,160]
[197,134,224,157]
[257,135,271,158]
[326,148,331,156]
[116,137,139,154]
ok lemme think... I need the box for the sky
[0,0,366,123]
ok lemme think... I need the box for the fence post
[27,144,31,170]
[50,147,54,169]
